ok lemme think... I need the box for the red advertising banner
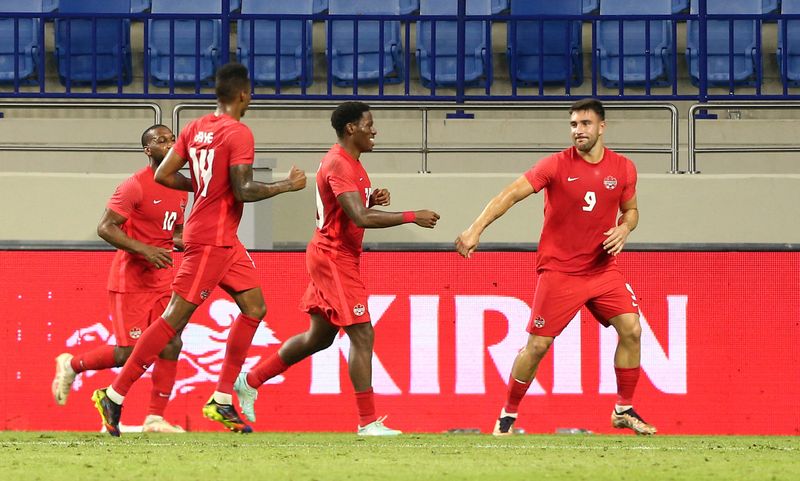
[1,251,798,435]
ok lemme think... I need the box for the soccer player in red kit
[52,124,186,433]
[456,98,657,436]
[232,101,440,435]
[91,63,307,436]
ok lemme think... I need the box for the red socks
[246,352,289,389]
[503,376,532,414]
[216,313,261,394]
[111,317,176,397]
[70,345,117,373]
[148,357,178,417]
[355,388,377,426]
[615,366,641,406]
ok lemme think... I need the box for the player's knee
[114,346,134,366]
[619,318,642,342]
[242,303,267,320]
[166,334,183,354]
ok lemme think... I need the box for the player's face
[570,109,605,153]
[144,126,176,163]
[351,111,376,153]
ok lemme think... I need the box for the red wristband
[402,211,416,223]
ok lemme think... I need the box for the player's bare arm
[602,195,639,256]
[369,188,391,207]
[97,208,173,269]
[154,149,193,192]
[337,191,439,229]
[456,175,535,258]
[230,164,307,202]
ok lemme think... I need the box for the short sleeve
[621,157,638,203]
[328,159,359,197]
[523,154,559,193]
[106,176,143,219]
[228,124,255,167]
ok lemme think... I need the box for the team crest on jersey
[603,176,618,190]
[200,289,211,300]
[353,304,366,316]
[129,327,142,339]
[533,316,545,329]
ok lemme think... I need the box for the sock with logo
[70,345,117,373]
[615,366,640,406]
[148,357,178,417]
[355,388,377,427]
[111,317,176,397]
[503,376,532,414]
[246,352,289,389]
[216,313,261,394]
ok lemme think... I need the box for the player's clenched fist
[286,165,307,191]
[413,210,440,228]
[455,229,479,258]
[369,188,391,207]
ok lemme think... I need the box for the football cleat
[92,388,122,437]
[611,407,657,435]
[357,416,402,436]
[202,398,253,433]
[233,372,258,422]
[142,415,186,433]
[52,353,76,405]
[492,408,518,436]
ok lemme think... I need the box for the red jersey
[524,146,637,274]
[106,166,187,292]
[310,144,371,257]
[173,112,255,246]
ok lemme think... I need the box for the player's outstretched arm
[97,209,173,269]
[337,191,440,229]
[230,164,306,202]
[602,195,638,256]
[155,149,193,192]
[455,175,534,258]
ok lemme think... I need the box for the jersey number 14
[189,147,215,198]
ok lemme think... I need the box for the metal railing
[174,101,680,173]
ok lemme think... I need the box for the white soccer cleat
[142,415,186,433]
[492,408,518,436]
[611,407,657,435]
[233,372,258,422]
[357,416,402,436]
[52,353,76,406]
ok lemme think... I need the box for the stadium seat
[237,0,313,87]
[686,0,761,86]
[0,0,41,84]
[672,0,688,13]
[583,0,598,14]
[149,0,222,86]
[762,0,779,14]
[42,0,56,12]
[400,0,418,15]
[55,0,132,86]
[597,0,673,87]
[417,0,492,88]
[507,0,583,87]
[130,0,150,13]
[313,0,327,14]
[328,0,403,86]
[230,0,240,12]
[491,0,508,15]
[778,0,800,84]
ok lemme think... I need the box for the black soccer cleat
[492,408,518,436]
[92,388,122,437]
[202,398,253,433]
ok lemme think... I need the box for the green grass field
[1,432,797,481]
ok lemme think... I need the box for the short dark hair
[215,62,250,103]
[331,101,371,138]
[569,98,605,121]
[141,123,170,147]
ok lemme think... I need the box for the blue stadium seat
[328,0,403,86]
[42,0,56,12]
[130,0,150,13]
[583,0,598,14]
[237,0,313,87]
[400,0,418,15]
[762,0,779,14]
[778,0,800,84]
[417,0,492,88]
[686,0,761,86]
[149,0,222,86]
[507,0,583,87]
[313,0,327,14]
[55,0,132,86]
[597,0,673,87]
[229,0,241,12]
[672,0,688,13]
[0,0,41,84]
[491,0,508,15]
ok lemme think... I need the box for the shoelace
[374,415,389,426]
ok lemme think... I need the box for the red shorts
[527,268,639,337]
[172,242,260,305]
[299,244,371,327]
[108,290,171,347]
